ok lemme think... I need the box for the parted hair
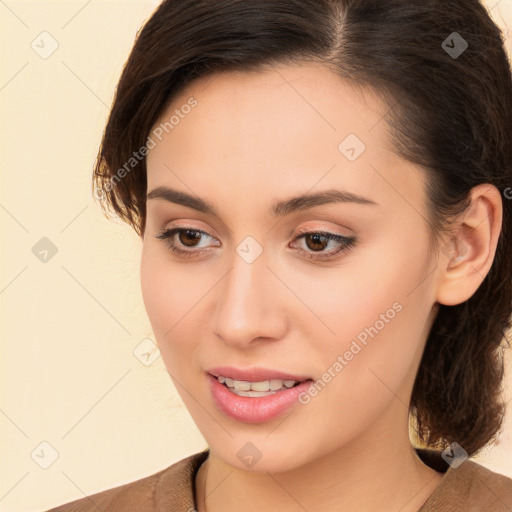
[92,0,512,457]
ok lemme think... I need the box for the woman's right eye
[155,227,220,258]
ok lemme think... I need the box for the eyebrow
[146,186,378,217]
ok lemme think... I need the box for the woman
[46,0,512,510]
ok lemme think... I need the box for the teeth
[251,380,270,392]
[233,380,251,391]
[231,389,277,397]
[269,379,283,390]
[217,376,299,393]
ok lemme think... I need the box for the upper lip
[207,366,312,382]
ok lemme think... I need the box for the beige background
[0,1,511,510]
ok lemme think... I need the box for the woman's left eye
[291,230,357,259]
[155,227,356,260]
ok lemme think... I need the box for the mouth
[206,366,314,423]
[214,374,302,397]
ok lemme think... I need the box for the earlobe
[435,184,503,307]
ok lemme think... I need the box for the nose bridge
[213,244,286,346]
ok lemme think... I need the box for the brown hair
[92,0,512,457]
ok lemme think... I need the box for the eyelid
[161,221,217,239]
[293,223,354,238]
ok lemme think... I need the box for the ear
[436,184,503,306]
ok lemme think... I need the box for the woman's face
[141,62,444,472]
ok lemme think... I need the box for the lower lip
[207,374,313,424]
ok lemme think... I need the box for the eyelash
[155,226,357,261]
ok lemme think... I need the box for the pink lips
[208,366,311,383]
[207,366,313,424]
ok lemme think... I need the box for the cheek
[140,242,197,331]
[140,246,185,363]
[300,238,433,413]
[140,246,170,334]
[140,244,210,377]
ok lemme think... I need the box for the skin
[140,61,503,512]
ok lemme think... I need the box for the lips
[207,366,311,383]
[206,366,314,423]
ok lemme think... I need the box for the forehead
[149,61,390,155]
[146,62,426,219]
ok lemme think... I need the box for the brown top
[44,448,512,511]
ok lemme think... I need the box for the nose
[212,250,288,349]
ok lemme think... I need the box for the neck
[196,401,443,512]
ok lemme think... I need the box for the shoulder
[44,449,209,512]
[418,450,512,512]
